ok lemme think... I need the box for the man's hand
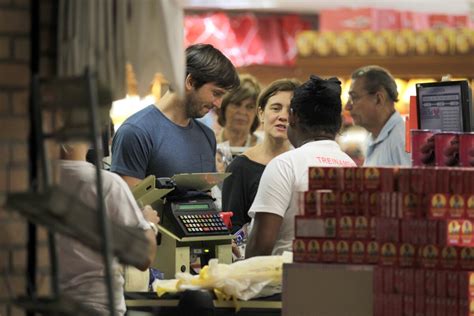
[142,205,160,226]
[138,205,159,271]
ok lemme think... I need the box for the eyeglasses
[347,92,374,104]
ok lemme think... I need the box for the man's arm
[121,175,143,189]
[245,212,283,258]
[136,205,159,271]
[111,124,151,181]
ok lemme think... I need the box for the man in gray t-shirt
[111,44,239,187]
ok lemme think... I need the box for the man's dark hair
[290,75,342,136]
[186,44,240,90]
[351,65,399,102]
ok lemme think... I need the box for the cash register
[132,173,233,279]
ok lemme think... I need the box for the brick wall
[0,1,57,315]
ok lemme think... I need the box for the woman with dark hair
[245,75,357,258]
[216,74,262,148]
[222,78,301,234]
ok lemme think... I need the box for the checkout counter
[124,173,282,315]
[131,173,233,278]
[125,291,281,316]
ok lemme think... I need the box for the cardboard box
[282,263,373,316]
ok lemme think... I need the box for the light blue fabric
[111,105,217,179]
[363,111,411,166]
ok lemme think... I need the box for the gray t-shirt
[111,105,217,178]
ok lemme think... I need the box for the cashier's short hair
[351,65,399,102]
[186,44,240,91]
[290,75,342,136]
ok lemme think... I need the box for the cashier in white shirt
[245,75,356,257]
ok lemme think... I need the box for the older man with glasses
[345,65,411,166]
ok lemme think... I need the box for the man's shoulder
[193,119,214,135]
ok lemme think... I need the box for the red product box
[460,247,474,270]
[374,266,384,293]
[440,246,460,270]
[340,191,359,216]
[301,190,317,215]
[383,267,394,294]
[340,167,359,191]
[436,297,447,316]
[439,220,448,245]
[367,241,380,264]
[448,219,462,246]
[391,192,399,218]
[461,219,474,246]
[399,243,416,268]
[338,216,354,239]
[425,269,437,297]
[393,268,404,294]
[396,167,411,193]
[436,168,451,193]
[434,133,459,167]
[308,167,339,190]
[369,216,376,239]
[336,240,350,263]
[369,192,380,216]
[419,244,440,269]
[400,192,421,219]
[321,239,336,263]
[459,272,470,299]
[429,193,449,219]
[403,268,415,295]
[350,240,366,264]
[354,216,369,239]
[393,294,403,316]
[464,171,474,195]
[387,218,400,243]
[400,219,414,244]
[374,293,384,316]
[458,298,469,316]
[362,167,394,192]
[424,167,438,194]
[316,190,338,217]
[415,294,425,315]
[446,298,458,315]
[416,219,428,246]
[449,194,466,219]
[306,239,321,263]
[403,295,414,316]
[427,220,439,245]
[380,192,391,217]
[415,269,426,296]
[425,296,436,316]
[380,242,398,266]
[447,272,459,298]
[449,169,464,194]
[437,270,448,298]
[293,238,307,262]
[466,194,474,219]
[410,167,425,194]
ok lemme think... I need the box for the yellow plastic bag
[153,252,292,301]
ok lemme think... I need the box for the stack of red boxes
[293,166,474,316]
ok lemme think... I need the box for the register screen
[417,84,463,132]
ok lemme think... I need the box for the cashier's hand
[142,205,160,226]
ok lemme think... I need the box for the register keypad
[178,213,229,234]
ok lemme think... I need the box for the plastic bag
[153,252,292,301]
